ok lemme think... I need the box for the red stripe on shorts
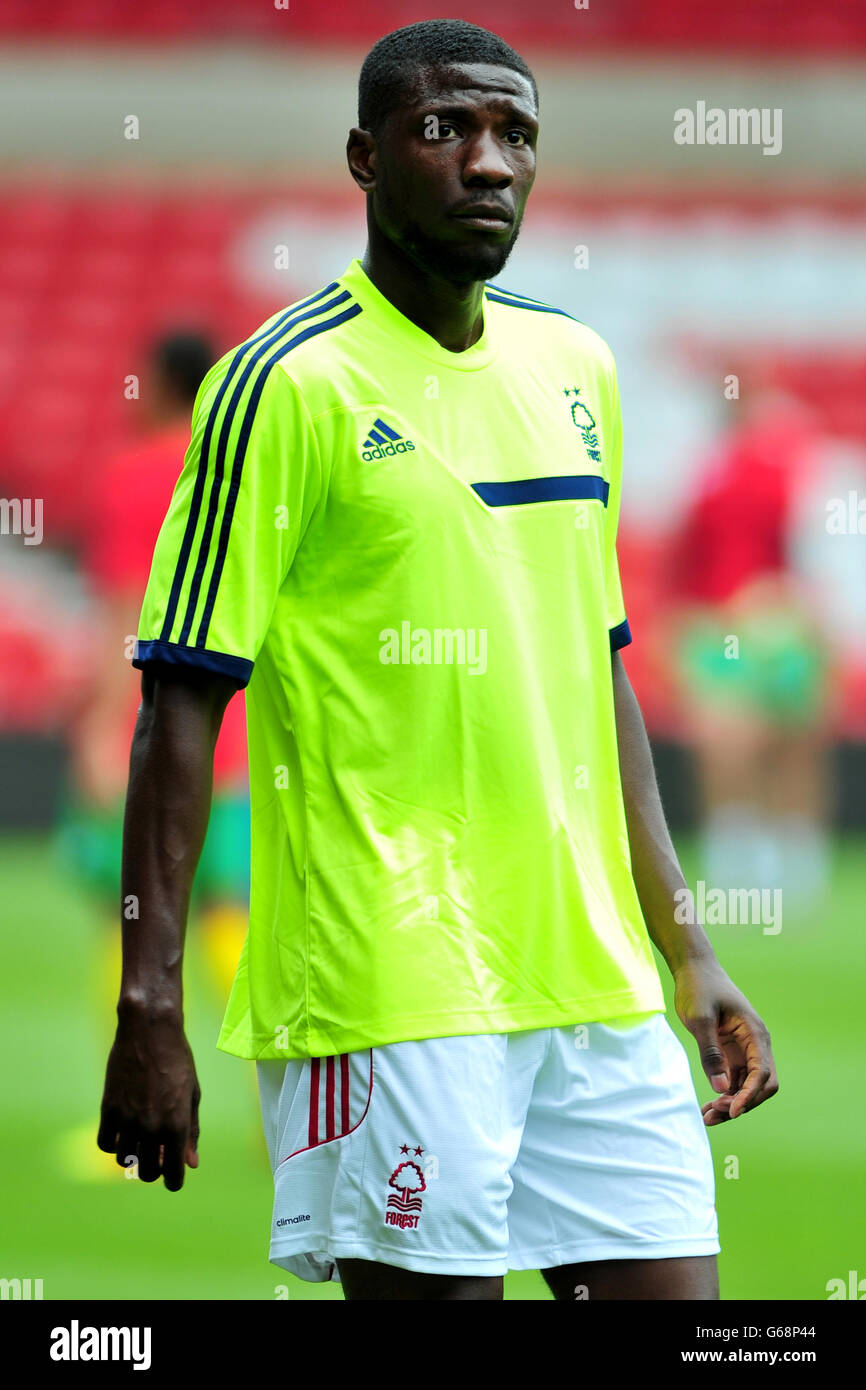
[340,1053,350,1133]
[308,1057,320,1147]
[279,1049,374,1167]
[325,1056,336,1139]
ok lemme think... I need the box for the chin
[402,226,520,286]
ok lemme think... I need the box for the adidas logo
[361,417,416,462]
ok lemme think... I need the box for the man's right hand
[97,1007,201,1191]
[96,666,235,1191]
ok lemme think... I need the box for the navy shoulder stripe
[158,283,360,651]
[194,300,361,649]
[159,280,343,646]
[178,291,357,648]
[485,280,551,306]
[484,281,583,323]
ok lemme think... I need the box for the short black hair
[358,18,537,136]
[151,330,215,406]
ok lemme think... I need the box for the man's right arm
[97,664,237,1190]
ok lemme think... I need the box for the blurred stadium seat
[0,2,864,752]
[0,0,864,50]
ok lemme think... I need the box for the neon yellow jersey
[133,258,665,1060]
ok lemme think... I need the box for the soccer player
[97,19,778,1301]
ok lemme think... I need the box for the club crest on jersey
[361,416,416,462]
[384,1145,426,1230]
[564,387,602,464]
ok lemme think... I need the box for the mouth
[450,207,513,232]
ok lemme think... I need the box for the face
[354,62,538,285]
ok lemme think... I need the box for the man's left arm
[611,648,779,1124]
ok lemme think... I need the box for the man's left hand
[674,956,779,1125]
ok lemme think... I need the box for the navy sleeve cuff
[609,618,632,652]
[132,639,253,689]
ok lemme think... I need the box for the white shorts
[256,1011,720,1282]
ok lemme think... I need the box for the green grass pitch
[0,834,862,1301]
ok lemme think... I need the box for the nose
[461,130,514,187]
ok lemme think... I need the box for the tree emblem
[564,387,602,463]
[387,1161,426,1210]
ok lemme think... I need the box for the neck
[360,228,486,354]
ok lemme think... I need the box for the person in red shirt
[666,391,831,904]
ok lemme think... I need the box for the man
[59,331,250,1180]
[98,19,778,1302]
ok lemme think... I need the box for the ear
[347,127,377,193]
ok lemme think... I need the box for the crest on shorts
[384,1146,426,1230]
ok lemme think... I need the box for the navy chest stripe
[471,475,609,507]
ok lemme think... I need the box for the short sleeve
[603,353,632,652]
[132,355,322,688]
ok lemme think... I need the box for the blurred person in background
[786,434,866,743]
[61,331,251,1046]
[667,390,833,906]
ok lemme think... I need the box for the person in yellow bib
[98,17,778,1301]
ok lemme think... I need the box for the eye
[437,121,458,139]
[506,130,528,146]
